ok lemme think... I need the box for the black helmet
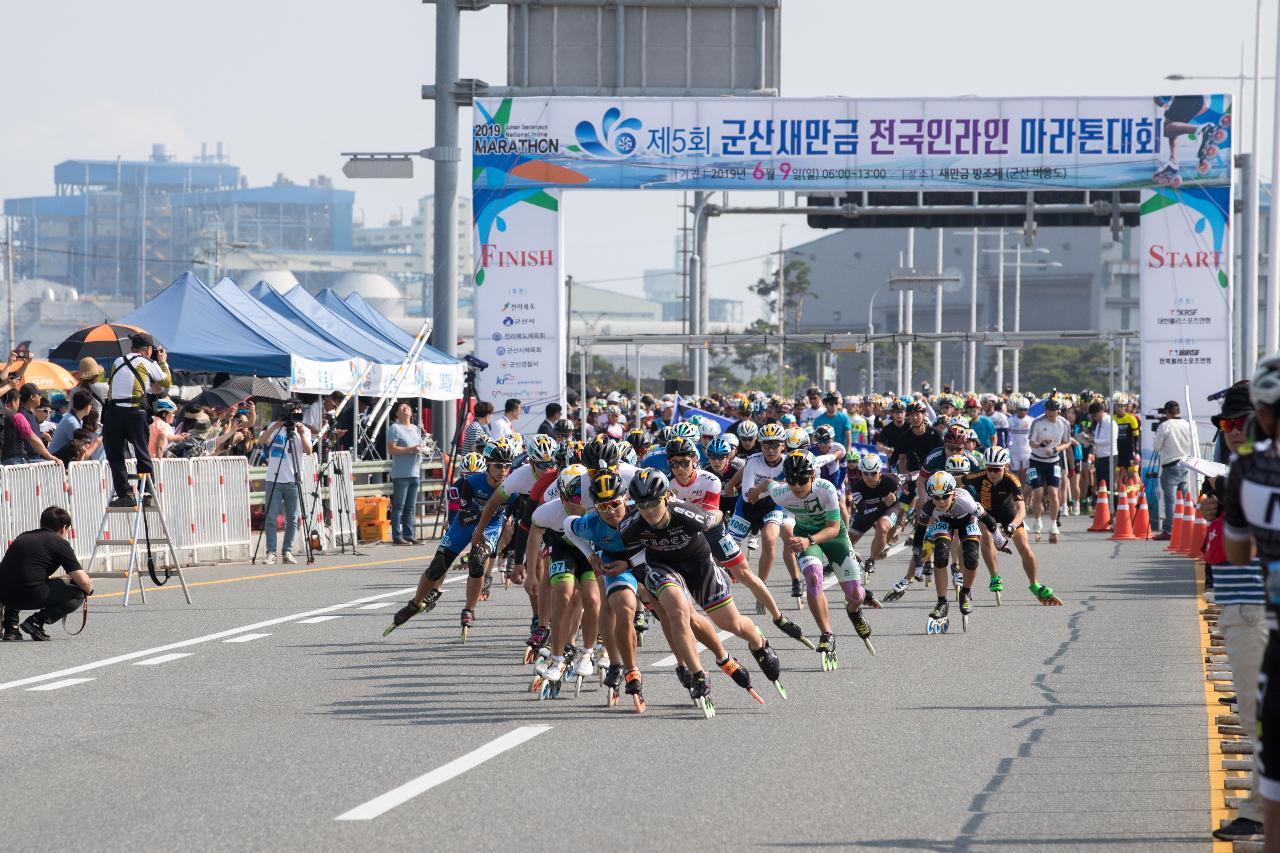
[655,424,677,444]
[553,440,581,469]
[782,450,816,483]
[485,439,516,466]
[813,424,835,444]
[628,468,669,504]
[589,470,625,503]
[553,419,574,436]
[625,427,652,453]
[665,436,699,459]
[581,436,623,471]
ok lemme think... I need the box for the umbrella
[49,322,150,364]
[188,387,247,411]
[5,359,76,394]
[216,375,290,401]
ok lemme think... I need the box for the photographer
[103,333,171,507]
[0,506,91,641]
[1152,400,1196,541]
[256,401,312,565]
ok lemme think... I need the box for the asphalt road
[1,514,1210,852]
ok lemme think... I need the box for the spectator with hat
[103,333,171,507]
[72,357,106,415]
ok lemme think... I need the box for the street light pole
[904,228,914,393]
[995,229,1005,391]
[1269,8,1280,354]
[431,0,461,448]
[777,225,786,396]
[934,229,944,393]
[1013,244,1022,392]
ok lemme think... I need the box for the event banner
[473,95,1232,192]
[362,361,465,402]
[1138,184,1233,455]
[471,189,565,436]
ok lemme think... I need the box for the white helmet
[944,453,971,475]
[721,432,739,449]
[858,454,883,475]
[672,421,699,441]
[1252,354,1280,407]
[983,445,1011,468]
[926,471,957,497]
[699,420,721,439]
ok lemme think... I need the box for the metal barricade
[66,460,110,560]
[191,456,251,563]
[1,462,68,547]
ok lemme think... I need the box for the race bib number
[548,559,571,579]
[926,520,950,539]
[727,515,751,539]
[719,535,740,558]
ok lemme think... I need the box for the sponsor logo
[573,107,643,160]
[1147,244,1224,269]
[491,332,502,342]
[503,316,515,326]
[494,373,518,385]
[496,346,506,356]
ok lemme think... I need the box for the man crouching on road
[0,507,92,641]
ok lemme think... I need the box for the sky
[2,0,1271,318]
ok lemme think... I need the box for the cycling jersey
[962,471,1024,522]
[667,468,722,513]
[1007,414,1033,460]
[442,471,507,553]
[920,446,983,477]
[1029,416,1071,462]
[766,478,843,536]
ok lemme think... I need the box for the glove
[992,529,1011,553]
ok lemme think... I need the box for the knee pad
[467,545,491,578]
[839,578,865,605]
[932,537,952,569]
[426,548,456,582]
[799,555,824,599]
[962,539,981,571]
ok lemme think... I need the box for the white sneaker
[282,551,297,565]
[264,552,277,565]
[572,651,594,679]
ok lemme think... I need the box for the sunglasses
[669,458,695,468]
[488,462,512,470]
[986,466,1007,473]
[596,497,626,511]
[1218,415,1249,432]
[785,475,812,485]
[636,498,664,510]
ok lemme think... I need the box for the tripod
[303,432,362,557]
[253,421,316,565]
[428,366,479,539]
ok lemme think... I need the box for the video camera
[464,354,489,371]
[280,398,305,427]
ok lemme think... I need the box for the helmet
[606,404,621,416]
[625,428,652,453]
[735,420,759,440]
[721,433,739,449]
[706,437,733,458]
[983,445,1011,468]
[472,433,495,455]
[858,454,883,475]
[888,400,905,413]
[685,414,703,428]
[581,436,623,471]
[589,470,625,504]
[665,437,699,459]
[672,421,699,441]
[553,420,574,437]
[813,424,835,444]
[485,439,516,466]
[1011,395,1029,411]
[655,425,677,445]
[926,471,957,498]
[737,398,752,417]
[965,428,979,444]
[1253,354,1280,406]
[750,400,768,415]
[943,425,966,446]
[618,442,638,465]
[699,420,721,439]
[458,452,486,474]
[526,434,558,465]
[782,451,817,483]
[557,464,590,504]
[784,426,810,451]
[944,453,971,475]
[628,468,669,504]
[508,433,525,456]
[553,440,582,469]
[906,401,926,414]
[759,423,786,443]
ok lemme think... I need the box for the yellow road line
[91,554,427,600]
[1195,559,1235,852]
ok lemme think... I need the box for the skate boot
[592,641,610,683]
[539,656,567,699]
[675,663,694,692]
[816,632,838,671]
[634,609,649,647]
[717,656,764,704]
[750,640,788,699]
[952,570,964,600]
[773,615,816,650]
[603,663,623,706]
[884,577,911,603]
[459,608,474,642]
[1153,161,1182,188]
[524,624,550,665]
[747,534,761,553]
[927,599,950,635]
[989,574,1004,606]
[382,589,441,637]
[958,587,973,629]
[528,614,539,635]
[689,670,715,718]
[863,558,876,576]
[848,607,876,656]
[790,578,805,609]
[1049,521,1059,545]
[1196,121,1223,173]
[1030,582,1064,606]
[624,669,646,714]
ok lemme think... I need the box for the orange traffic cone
[1110,491,1135,540]
[1132,489,1152,540]
[1089,480,1112,532]
[1186,502,1208,558]
[1166,490,1187,552]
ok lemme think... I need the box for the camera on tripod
[279,398,305,427]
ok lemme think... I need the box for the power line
[0,243,201,266]
[573,250,775,287]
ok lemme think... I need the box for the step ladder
[85,473,192,607]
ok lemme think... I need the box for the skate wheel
[539,681,551,700]
[574,675,583,698]
[529,675,543,692]
[1221,114,1233,127]
[795,597,803,610]
[1206,144,1219,158]
[1171,176,1182,188]
[773,681,788,700]
[632,694,646,714]
[634,632,643,648]
[940,620,949,634]
[747,687,766,705]
[608,688,619,707]
[926,621,935,635]
[460,627,469,643]
[995,590,1002,606]
[962,614,969,633]
[1197,159,1212,175]
[551,680,562,698]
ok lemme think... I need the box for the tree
[588,354,631,391]
[751,258,817,329]
[659,361,689,381]
[1016,343,1112,396]
[730,318,778,378]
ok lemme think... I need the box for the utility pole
[968,230,978,391]
[933,229,944,393]
[565,274,574,387]
[995,228,1005,392]
[904,228,914,393]
[4,217,13,356]
[777,225,786,395]
[431,0,461,448]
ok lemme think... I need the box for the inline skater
[619,470,786,716]
[770,451,878,665]
[1026,398,1073,543]
[734,420,761,460]
[847,453,901,579]
[385,439,516,637]
[962,445,1063,605]
[1007,396,1034,485]
[911,471,1008,633]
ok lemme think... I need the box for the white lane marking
[134,652,193,666]
[0,586,416,693]
[359,602,396,610]
[298,615,343,624]
[224,633,271,643]
[444,574,468,584]
[335,725,553,821]
[27,678,95,691]
[651,630,733,669]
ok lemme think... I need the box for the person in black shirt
[0,506,92,641]
[536,402,562,436]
